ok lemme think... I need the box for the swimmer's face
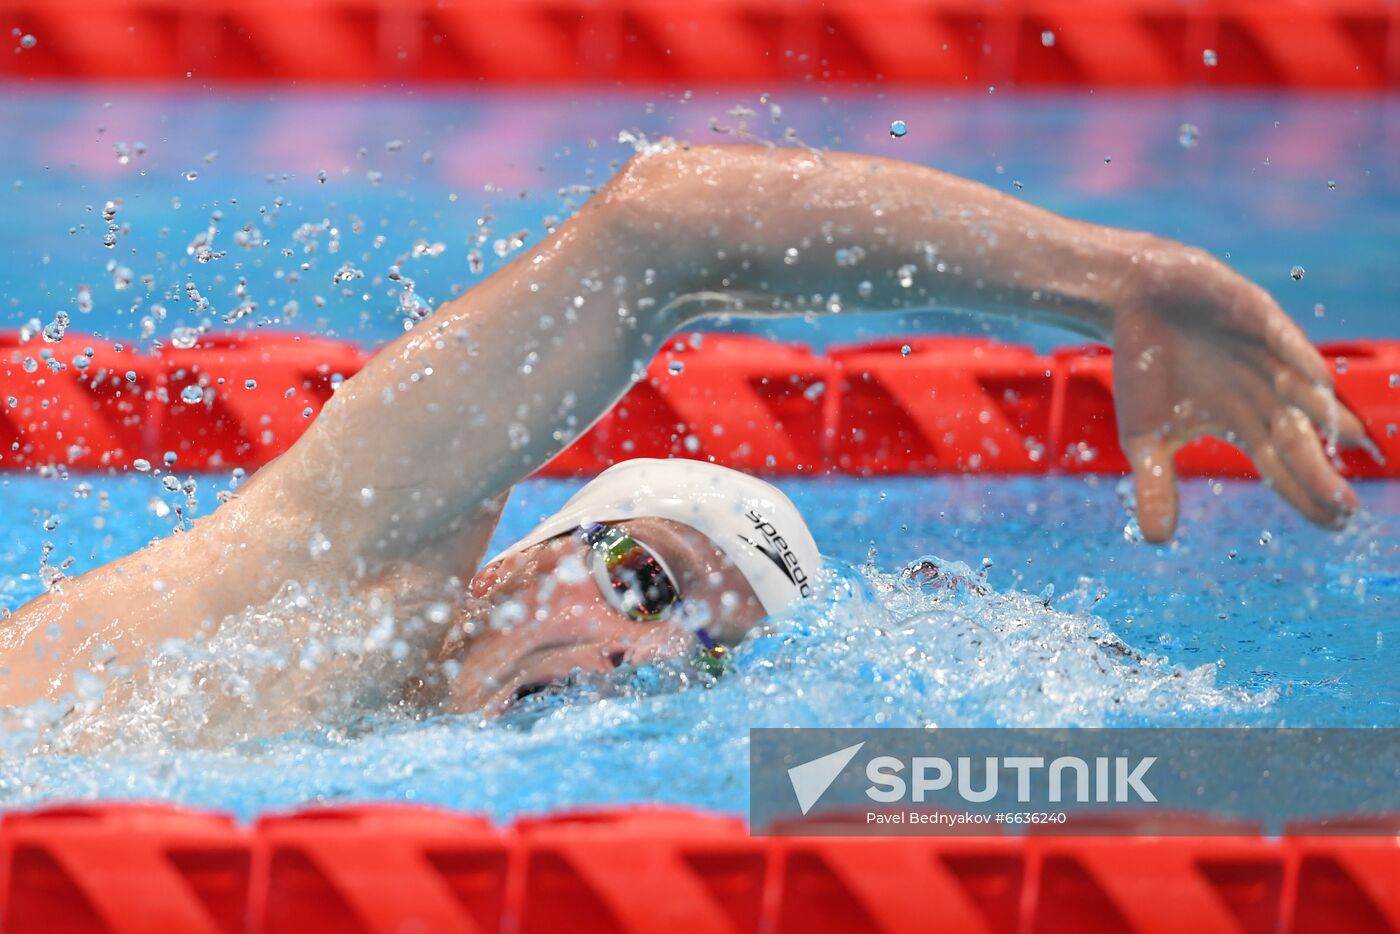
[439,518,765,716]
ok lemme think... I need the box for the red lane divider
[1,0,1394,87]
[252,806,508,934]
[0,804,251,934]
[157,333,368,471]
[3,331,1397,478]
[4,803,1400,932]
[829,337,1055,475]
[1284,819,1400,933]
[547,334,832,476]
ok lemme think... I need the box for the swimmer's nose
[617,626,697,668]
[471,537,576,598]
[468,562,500,597]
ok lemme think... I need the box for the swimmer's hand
[1114,243,1367,542]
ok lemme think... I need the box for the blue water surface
[0,86,1396,820]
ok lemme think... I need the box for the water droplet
[888,119,907,139]
[1178,123,1199,148]
[1040,30,1055,47]
[834,246,866,267]
[19,34,36,49]
[332,264,364,284]
[667,360,685,375]
[1202,48,1218,67]
[1389,373,1398,389]
[1259,530,1273,545]
[900,344,912,357]
[317,169,328,184]
[179,384,204,404]
[897,264,916,288]
[42,312,69,343]
[1326,180,1337,190]
[857,280,873,299]
[184,171,198,181]
[1103,155,1112,164]
[133,458,152,472]
[302,406,313,418]
[170,327,199,350]
[244,379,257,389]
[21,357,37,374]
[783,247,799,265]
[307,531,332,559]
[1289,265,1305,281]
[1313,303,1326,318]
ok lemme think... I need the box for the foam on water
[0,545,1266,819]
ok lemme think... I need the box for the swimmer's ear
[1125,434,1179,544]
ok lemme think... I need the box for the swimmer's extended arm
[272,142,1360,565]
[597,144,1366,542]
[626,144,1364,540]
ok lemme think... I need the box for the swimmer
[0,143,1367,720]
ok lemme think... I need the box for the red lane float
[4,803,1400,932]
[156,333,368,471]
[1,0,1394,88]
[2,331,1397,479]
[0,804,251,934]
[829,338,1056,475]
[252,806,508,934]
[552,334,832,476]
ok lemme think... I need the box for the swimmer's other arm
[283,142,1362,568]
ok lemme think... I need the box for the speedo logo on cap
[739,509,812,598]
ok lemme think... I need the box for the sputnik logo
[787,742,864,815]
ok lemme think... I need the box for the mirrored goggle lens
[588,531,679,621]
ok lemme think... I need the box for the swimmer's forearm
[608,143,1160,339]
[263,173,675,571]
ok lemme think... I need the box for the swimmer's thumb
[1127,434,1179,544]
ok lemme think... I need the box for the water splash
[0,553,1268,816]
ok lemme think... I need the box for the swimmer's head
[432,459,821,715]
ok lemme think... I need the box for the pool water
[0,87,1396,819]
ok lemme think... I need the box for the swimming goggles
[578,523,728,677]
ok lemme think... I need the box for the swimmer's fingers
[1254,289,1334,387]
[1124,434,1179,544]
[1275,368,1371,448]
[1269,406,1359,526]
[1231,402,1359,529]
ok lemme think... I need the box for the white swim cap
[491,458,820,616]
